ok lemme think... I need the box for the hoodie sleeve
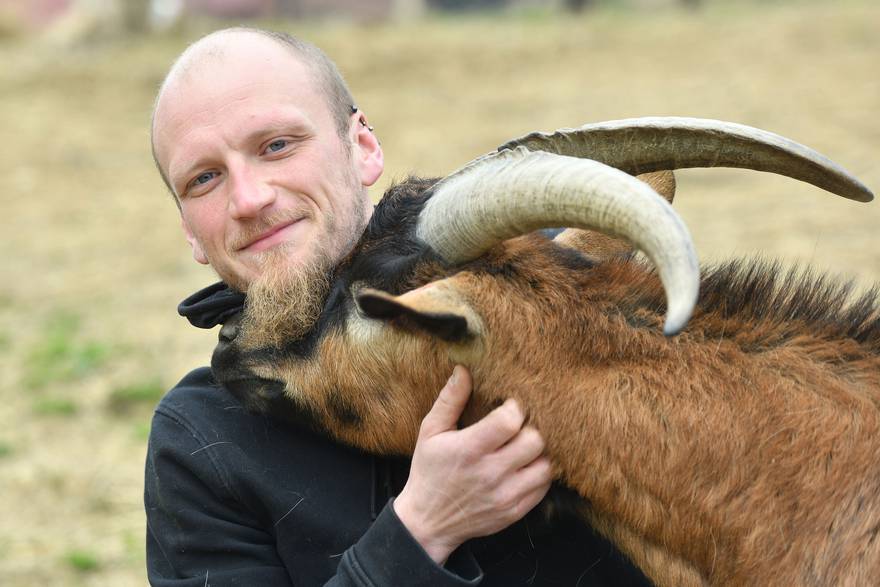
[328,500,482,587]
[145,385,482,587]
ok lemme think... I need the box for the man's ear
[355,281,482,343]
[181,218,209,265]
[350,112,384,187]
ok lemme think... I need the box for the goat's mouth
[214,372,326,431]
[215,373,289,414]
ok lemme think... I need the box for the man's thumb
[420,365,471,437]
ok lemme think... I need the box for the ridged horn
[499,117,873,203]
[416,147,699,335]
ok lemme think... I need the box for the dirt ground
[0,1,877,584]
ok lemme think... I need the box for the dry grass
[0,1,877,584]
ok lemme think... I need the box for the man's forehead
[162,30,307,96]
[152,30,322,168]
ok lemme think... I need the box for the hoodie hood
[177,282,246,329]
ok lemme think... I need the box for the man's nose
[228,165,275,218]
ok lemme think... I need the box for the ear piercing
[351,106,374,132]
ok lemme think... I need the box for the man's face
[152,34,382,291]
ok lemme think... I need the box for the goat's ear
[554,170,676,260]
[355,283,481,343]
[638,170,676,204]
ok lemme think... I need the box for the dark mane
[614,256,880,351]
[699,259,880,349]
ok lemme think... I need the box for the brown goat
[212,118,878,586]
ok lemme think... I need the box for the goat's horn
[416,147,699,335]
[499,117,873,203]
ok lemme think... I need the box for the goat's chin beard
[242,247,332,347]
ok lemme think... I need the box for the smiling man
[145,27,650,587]
[152,29,376,293]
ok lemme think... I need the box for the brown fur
[225,168,880,585]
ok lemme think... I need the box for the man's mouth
[237,219,301,253]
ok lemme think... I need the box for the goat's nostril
[219,322,239,343]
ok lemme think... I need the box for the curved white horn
[499,117,873,203]
[417,147,699,335]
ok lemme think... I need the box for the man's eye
[266,139,288,153]
[193,171,217,186]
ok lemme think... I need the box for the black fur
[326,390,364,427]
[343,177,445,295]
[218,375,327,433]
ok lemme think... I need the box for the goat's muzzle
[211,312,289,415]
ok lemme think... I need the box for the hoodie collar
[177,282,245,329]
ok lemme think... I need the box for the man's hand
[393,365,553,564]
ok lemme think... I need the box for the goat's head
[211,117,873,454]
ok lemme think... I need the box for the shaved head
[152,27,356,198]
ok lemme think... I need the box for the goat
[211,117,878,586]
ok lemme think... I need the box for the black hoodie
[144,282,652,586]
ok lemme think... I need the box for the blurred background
[0,0,877,584]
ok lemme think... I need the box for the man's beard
[221,144,369,345]
[242,246,333,348]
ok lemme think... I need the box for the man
[146,27,651,586]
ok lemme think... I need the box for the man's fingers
[419,365,472,438]
[514,471,554,517]
[493,457,553,522]
[517,455,553,491]
[462,398,525,452]
[507,456,553,509]
[494,426,546,471]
